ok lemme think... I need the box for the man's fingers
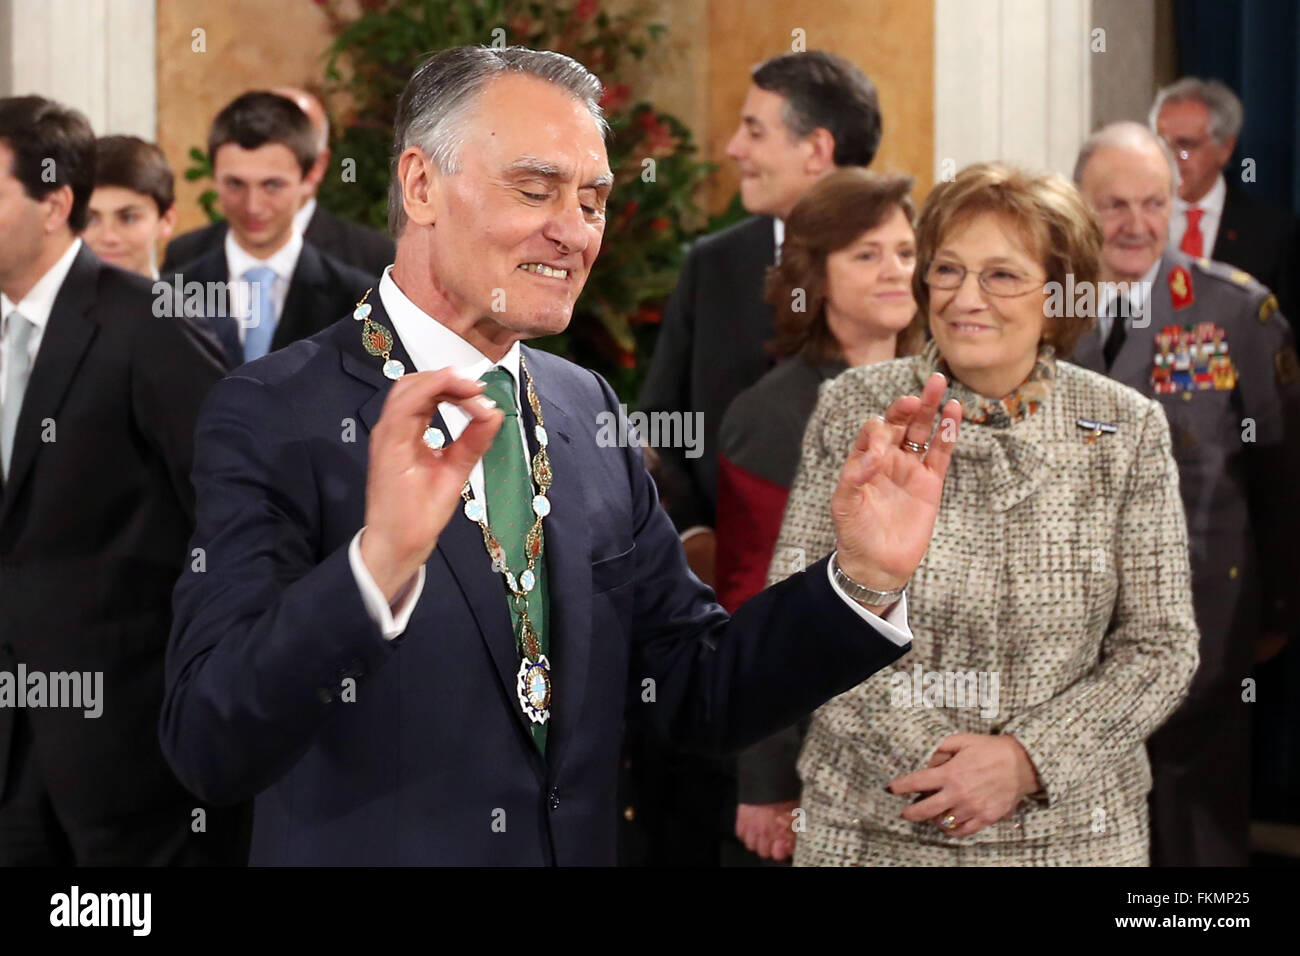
[440,405,503,474]
[923,399,963,477]
[878,395,921,449]
[902,372,947,449]
[377,368,487,443]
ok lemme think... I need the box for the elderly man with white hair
[1073,121,1300,867]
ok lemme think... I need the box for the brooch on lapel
[1076,418,1118,444]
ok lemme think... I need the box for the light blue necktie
[241,266,278,361]
[1,310,34,480]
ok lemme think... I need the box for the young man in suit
[167,92,372,369]
[1151,77,1300,336]
[1073,122,1300,866]
[83,135,178,280]
[160,46,964,866]
[0,96,237,864]
[634,49,883,867]
[162,88,395,279]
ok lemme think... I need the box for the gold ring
[938,814,958,830]
[902,439,928,455]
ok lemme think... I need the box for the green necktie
[480,368,549,754]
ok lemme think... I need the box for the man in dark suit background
[1073,122,1300,866]
[162,87,394,279]
[166,92,372,369]
[1151,76,1300,337]
[159,46,964,866]
[632,50,884,866]
[0,96,237,864]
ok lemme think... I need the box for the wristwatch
[830,552,907,606]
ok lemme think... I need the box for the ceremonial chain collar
[353,288,556,724]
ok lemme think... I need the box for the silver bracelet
[830,552,907,606]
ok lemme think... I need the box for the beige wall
[157,0,343,234]
[157,0,934,232]
[706,0,933,211]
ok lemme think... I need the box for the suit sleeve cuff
[348,528,424,641]
[825,551,911,647]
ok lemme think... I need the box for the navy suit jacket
[160,295,907,865]
[169,240,372,370]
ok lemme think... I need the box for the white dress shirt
[1170,173,1226,258]
[224,229,302,346]
[293,197,317,239]
[0,238,83,406]
[348,265,911,646]
[1096,258,1162,344]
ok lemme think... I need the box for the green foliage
[186,0,749,399]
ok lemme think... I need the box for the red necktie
[1180,207,1204,258]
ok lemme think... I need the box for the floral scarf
[919,339,1056,428]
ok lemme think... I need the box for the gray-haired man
[1073,122,1300,867]
[159,45,962,866]
[1151,76,1299,333]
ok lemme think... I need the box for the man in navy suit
[160,46,963,866]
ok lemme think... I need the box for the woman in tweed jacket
[777,163,1200,866]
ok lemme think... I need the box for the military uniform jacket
[1072,251,1300,713]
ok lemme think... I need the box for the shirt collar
[1101,258,1162,318]
[225,227,303,285]
[0,238,83,334]
[1174,172,1226,216]
[293,197,317,238]
[376,266,522,409]
[773,217,785,264]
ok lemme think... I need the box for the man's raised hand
[830,372,962,608]
[360,369,502,601]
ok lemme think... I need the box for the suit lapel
[179,246,241,368]
[343,299,537,748]
[519,349,591,773]
[1110,254,1177,390]
[0,246,99,521]
[274,242,328,352]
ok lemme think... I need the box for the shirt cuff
[825,551,911,647]
[348,528,425,641]
[678,525,713,544]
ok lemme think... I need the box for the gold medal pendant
[516,655,552,724]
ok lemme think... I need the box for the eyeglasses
[1163,135,1211,161]
[924,260,1045,298]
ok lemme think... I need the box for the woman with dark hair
[719,168,923,862]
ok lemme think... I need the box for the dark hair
[207,91,318,177]
[751,51,882,167]
[0,95,95,232]
[93,135,175,215]
[765,169,923,362]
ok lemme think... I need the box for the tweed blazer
[772,345,1200,866]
